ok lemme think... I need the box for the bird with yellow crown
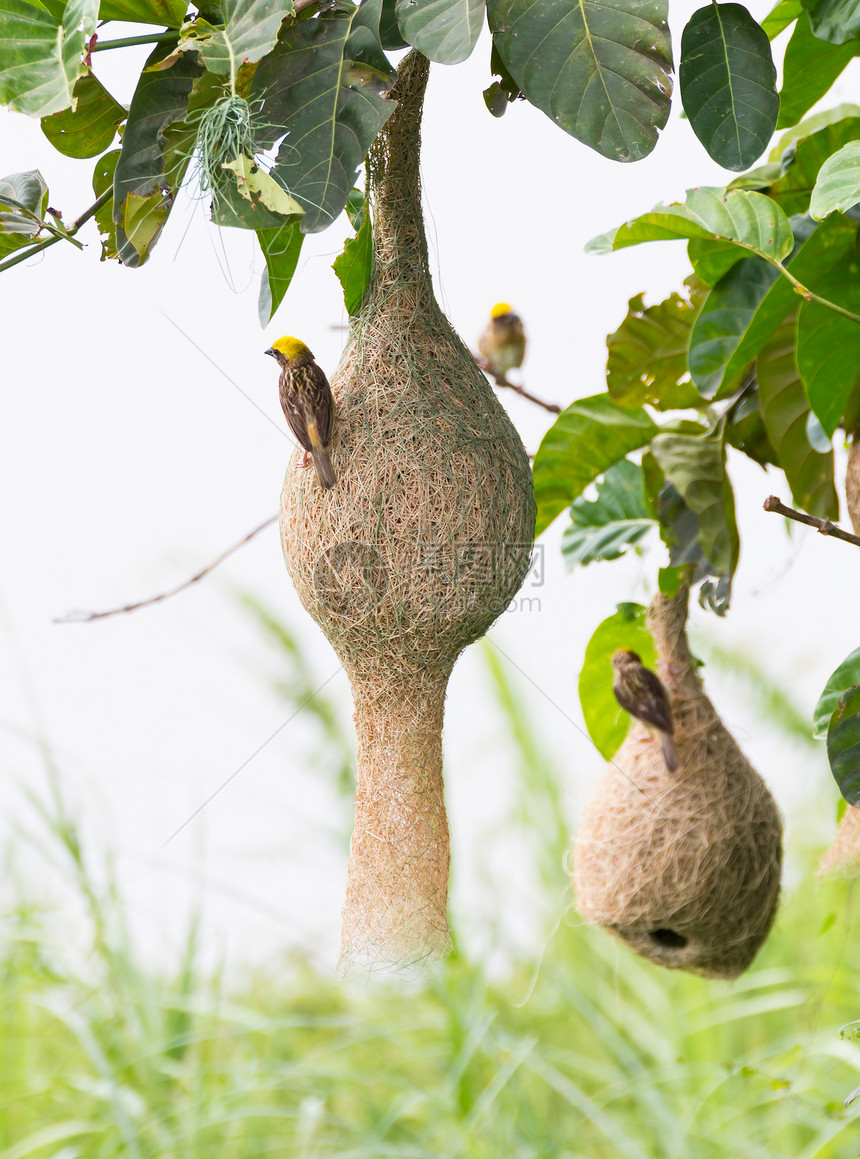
[265,336,337,490]
[477,303,526,385]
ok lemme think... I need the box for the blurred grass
[2,611,860,1158]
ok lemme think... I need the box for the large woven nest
[574,586,783,978]
[279,50,535,973]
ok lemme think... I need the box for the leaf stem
[0,188,113,274]
[763,494,860,547]
[772,260,860,325]
[91,31,179,51]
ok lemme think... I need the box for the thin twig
[773,261,860,326]
[474,356,561,414]
[763,495,860,548]
[0,187,112,275]
[54,515,278,623]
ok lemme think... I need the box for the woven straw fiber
[279,50,535,973]
[847,426,860,536]
[574,586,783,978]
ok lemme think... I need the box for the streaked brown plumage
[265,336,337,490]
[477,302,526,383]
[611,648,678,772]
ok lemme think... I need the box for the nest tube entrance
[573,586,783,978]
[279,50,535,974]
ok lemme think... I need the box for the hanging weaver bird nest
[573,586,783,978]
[819,806,860,876]
[279,50,535,974]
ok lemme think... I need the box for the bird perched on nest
[611,649,678,772]
[265,336,337,489]
[477,303,526,385]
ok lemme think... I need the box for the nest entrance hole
[648,928,688,949]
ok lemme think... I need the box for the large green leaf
[810,141,860,219]
[756,316,838,517]
[396,0,484,64]
[41,72,126,159]
[0,169,48,259]
[797,269,860,437]
[98,0,187,24]
[777,13,860,129]
[0,0,100,117]
[827,686,860,805]
[257,219,305,324]
[487,0,673,163]
[650,429,739,579]
[605,286,706,410]
[253,0,396,233]
[333,202,372,316]
[562,459,656,568]
[688,258,779,396]
[679,3,779,172]
[92,149,119,260]
[112,45,203,266]
[769,115,860,215]
[802,0,860,43]
[588,187,794,264]
[815,648,860,737]
[578,603,657,759]
[532,395,658,536]
[178,0,293,83]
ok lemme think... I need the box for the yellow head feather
[270,335,312,360]
[490,302,514,319]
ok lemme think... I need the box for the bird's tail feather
[662,732,678,773]
[311,445,337,489]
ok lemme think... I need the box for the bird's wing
[631,669,674,734]
[281,381,311,452]
[302,364,335,447]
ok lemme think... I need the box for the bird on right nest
[611,649,678,773]
[477,303,526,385]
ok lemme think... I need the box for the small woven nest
[279,51,535,973]
[573,586,783,978]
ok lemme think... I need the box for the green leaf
[99,0,187,24]
[178,0,293,84]
[532,395,658,536]
[578,603,657,759]
[650,429,739,579]
[797,266,860,437]
[688,237,749,283]
[253,0,396,233]
[396,0,484,64]
[777,13,860,130]
[121,190,170,264]
[802,0,860,43]
[827,686,860,805]
[815,648,860,737]
[769,115,860,215]
[380,0,408,47]
[679,3,779,172]
[771,102,860,155]
[112,45,203,267]
[688,258,779,396]
[756,316,838,516]
[761,0,802,37]
[257,219,304,325]
[41,71,126,159]
[488,0,673,163]
[0,169,48,260]
[810,141,860,219]
[725,387,779,466]
[562,459,656,567]
[92,149,119,260]
[333,202,372,315]
[0,0,100,117]
[605,286,706,410]
[588,187,794,265]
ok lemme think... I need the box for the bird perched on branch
[477,303,526,384]
[611,649,678,772]
[265,336,337,489]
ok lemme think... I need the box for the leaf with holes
[815,649,860,738]
[253,0,396,233]
[562,459,656,568]
[757,316,838,517]
[777,14,860,129]
[810,141,860,219]
[396,0,484,63]
[827,686,860,805]
[488,0,673,162]
[606,286,706,410]
[797,267,860,438]
[0,0,100,117]
[532,395,658,536]
[41,72,126,159]
[588,187,794,264]
[680,3,779,172]
[579,603,658,759]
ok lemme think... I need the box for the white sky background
[1,8,857,975]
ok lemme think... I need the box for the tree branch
[474,356,561,414]
[763,495,860,548]
[0,187,112,275]
[54,515,278,623]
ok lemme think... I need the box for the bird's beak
[264,347,275,358]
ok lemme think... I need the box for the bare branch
[474,356,561,414]
[763,495,860,548]
[54,515,278,623]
